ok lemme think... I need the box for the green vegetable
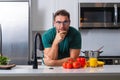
[0,56,9,65]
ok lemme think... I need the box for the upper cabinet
[31,0,53,31]
[31,0,79,31]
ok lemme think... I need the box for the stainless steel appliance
[79,3,120,29]
[98,56,120,65]
[0,1,29,64]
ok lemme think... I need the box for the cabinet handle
[0,24,2,56]
[52,13,54,27]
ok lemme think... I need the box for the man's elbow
[44,59,56,66]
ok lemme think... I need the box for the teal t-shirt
[42,26,82,59]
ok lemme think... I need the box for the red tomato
[73,61,81,69]
[76,57,86,67]
[76,57,86,63]
[66,62,73,69]
[67,58,74,63]
[80,62,86,67]
[62,62,68,68]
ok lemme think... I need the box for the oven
[79,3,120,29]
[98,56,120,65]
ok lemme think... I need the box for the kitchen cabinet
[0,65,120,80]
[31,0,80,30]
[31,0,53,31]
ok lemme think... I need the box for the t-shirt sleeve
[70,31,82,49]
[42,33,52,48]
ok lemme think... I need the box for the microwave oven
[79,3,120,29]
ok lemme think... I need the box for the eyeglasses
[55,20,70,25]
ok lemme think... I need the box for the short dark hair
[54,9,70,20]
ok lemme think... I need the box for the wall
[80,29,120,56]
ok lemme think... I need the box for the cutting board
[0,64,16,70]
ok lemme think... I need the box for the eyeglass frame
[55,20,70,25]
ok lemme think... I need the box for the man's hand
[54,30,67,43]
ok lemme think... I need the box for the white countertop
[0,65,120,77]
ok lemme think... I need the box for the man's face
[54,15,70,32]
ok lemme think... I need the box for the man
[42,9,82,66]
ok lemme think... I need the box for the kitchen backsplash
[80,29,120,56]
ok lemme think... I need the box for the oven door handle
[114,4,118,26]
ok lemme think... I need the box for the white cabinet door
[31,0,53,31]
[53,0,79,30]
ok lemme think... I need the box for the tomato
[73,61,81,69]
[66,62,73,69]
[67,58,74,63]
[80,62,86,67]
[62,62,68,68]
[62,62,73,69]
[76,57,86,67]
[77,57,86,63]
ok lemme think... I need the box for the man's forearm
[47,40,59,60]
[53,57,71,66]
[44,57,72,66]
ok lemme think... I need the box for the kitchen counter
[0,65,120,80]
